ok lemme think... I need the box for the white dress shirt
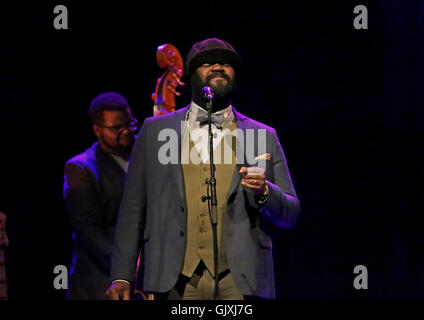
[182,102,235,164]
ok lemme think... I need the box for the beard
[206,73,233,100]
[100,132,135,158]
[191,71,234,111]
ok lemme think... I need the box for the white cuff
[112,279,131,285]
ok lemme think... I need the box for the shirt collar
[109,152,129,173]
[189,101,233,121]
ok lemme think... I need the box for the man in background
[63,92,137,299]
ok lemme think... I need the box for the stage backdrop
[0,0,422,299]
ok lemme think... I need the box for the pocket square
[255,153,271,161]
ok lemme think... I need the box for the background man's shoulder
[143,107,188,127]
[65,142,99,171]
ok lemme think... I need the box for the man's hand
[239,166,268,196]
[105,281,131,300]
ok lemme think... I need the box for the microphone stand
[201,97,219,300]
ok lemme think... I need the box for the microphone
[201,86,214,102]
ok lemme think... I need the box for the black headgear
[185,38,241,79]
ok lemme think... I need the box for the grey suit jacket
[64,142,126,299]
[111,106,300,299]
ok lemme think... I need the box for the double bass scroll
[151,43,184,116]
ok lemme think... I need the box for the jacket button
[180,231,184,237]
[180,206,184,212]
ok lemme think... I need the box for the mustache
[206,72,230,82]
[116,131,135,143]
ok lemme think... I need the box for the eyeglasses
[100,119,139,134]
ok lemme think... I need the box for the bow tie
[195,109,225,129]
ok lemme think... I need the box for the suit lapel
[227,108,253,202]
[169,106,190,208]
[96,143,126,190]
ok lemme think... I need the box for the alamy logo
[353,265,368,290]
[53,265,68,290]
[157,124,268,169]
[353,5,368,30]
[53,5,68,30]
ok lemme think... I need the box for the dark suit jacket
[63,142,126,299]
[111,106,300,299]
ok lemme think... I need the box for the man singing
[106,38,300,300]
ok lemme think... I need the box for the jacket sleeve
[63,162,112,275]
[110,119,149,283]
[259,128,301,228]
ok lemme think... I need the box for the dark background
[0,0,422,300]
